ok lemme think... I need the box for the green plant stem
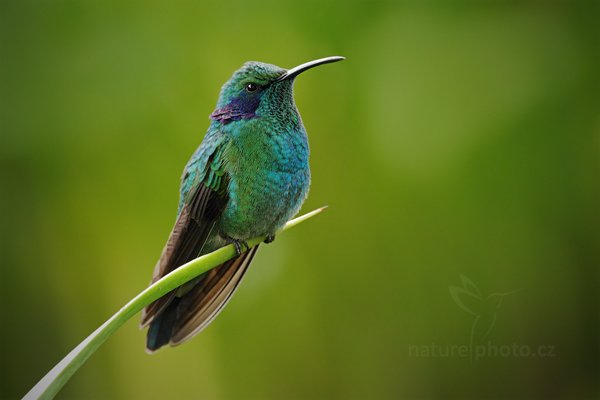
[24,207,327,400]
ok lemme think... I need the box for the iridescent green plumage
[141,57,344,352]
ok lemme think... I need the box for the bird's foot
[264,234,276,244]
[229,238,250,256]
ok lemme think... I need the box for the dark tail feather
[145,246,259,352]
[146,298,181,352]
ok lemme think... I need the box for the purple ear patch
[210,105,255,124]
[210,94,261,124]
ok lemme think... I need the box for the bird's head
[210,56,344,126]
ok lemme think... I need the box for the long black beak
[278,56,345,81]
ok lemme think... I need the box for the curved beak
[278,56,345,81]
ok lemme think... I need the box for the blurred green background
[1,1,599,399]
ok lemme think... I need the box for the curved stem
[24,207,327,400]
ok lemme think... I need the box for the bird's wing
[145,243,259,351]
[140,140,229,327]
[170,245,259,345]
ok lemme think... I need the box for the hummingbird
[140,56,344,352]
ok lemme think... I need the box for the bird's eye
[245,83,258,92]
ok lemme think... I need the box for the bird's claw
[264,234,276,244]
[231,238,250,256]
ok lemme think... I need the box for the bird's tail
[146,245,259,352]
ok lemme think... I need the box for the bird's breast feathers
[217,130,310,238]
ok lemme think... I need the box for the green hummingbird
[140,56,344,352]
